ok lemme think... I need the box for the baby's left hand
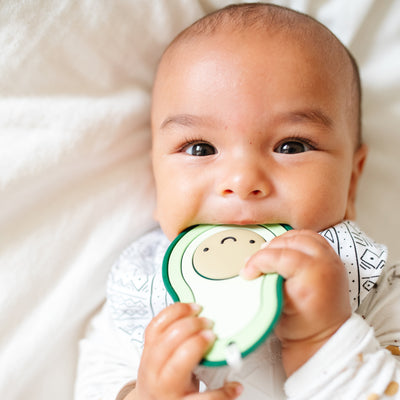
[241,229,352,376]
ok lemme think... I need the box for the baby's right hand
[134,303,243,400]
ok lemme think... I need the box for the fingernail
[235,383,244,396]
[201,329,216,343]
[239,267,251,279]
[226,382,243,397]
[202,318,214,329]
[190,303,202,314]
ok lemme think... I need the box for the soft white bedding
[0,1,399,399]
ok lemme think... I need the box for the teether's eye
[249,240,255,244]
[203,247,209,252]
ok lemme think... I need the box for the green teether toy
[162,223,291,366]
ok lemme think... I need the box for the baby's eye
[274,140,314,154]
[184,142,217,156]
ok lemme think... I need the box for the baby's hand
[242,229,352,376]
[135,302,243,400]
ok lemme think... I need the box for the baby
[75,3,400,400]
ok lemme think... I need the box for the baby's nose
[217,161,271,200]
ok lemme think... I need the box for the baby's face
[151,29,366,240]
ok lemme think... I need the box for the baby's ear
[345,144,368,220]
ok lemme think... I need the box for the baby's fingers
[147,302,202,341]
[185,381,243,400]
[241,247,303,280]
[241,229,338,280]
[160,328,216,386]
[141,303,213,383]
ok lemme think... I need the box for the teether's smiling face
[151,27,367,240]
[193,229,266,280]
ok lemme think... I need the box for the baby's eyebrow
[160,114,213,130]
[278,109,333,129]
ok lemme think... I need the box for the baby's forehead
[158,21,354,113]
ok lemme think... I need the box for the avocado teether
[162,224,291,366]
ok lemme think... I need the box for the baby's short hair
[163,2,362,148]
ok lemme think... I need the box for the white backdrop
[0,1,399,399]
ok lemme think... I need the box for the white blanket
[0,1,399,399]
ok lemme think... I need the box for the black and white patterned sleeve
[107,228,172,349]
